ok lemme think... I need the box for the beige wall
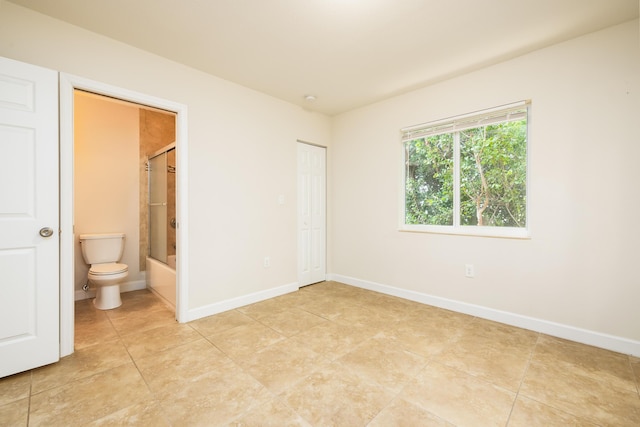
[73,91,141,290]
[0,1,332,310]
[331,20,640,342]
[2,1,637,346]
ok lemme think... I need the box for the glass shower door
[148,153,167,263]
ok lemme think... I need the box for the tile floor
[1,281,639,426]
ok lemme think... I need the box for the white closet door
[298,142,326,286]
[0,56,60,378]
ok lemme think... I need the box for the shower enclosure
[146,143,176,307]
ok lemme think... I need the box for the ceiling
[8,0,638,115]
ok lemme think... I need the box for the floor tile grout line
[504,331,541,426]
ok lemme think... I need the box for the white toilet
[79,233,129,310]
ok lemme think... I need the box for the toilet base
[94,284,122,310]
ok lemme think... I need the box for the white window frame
[400,101,531,239]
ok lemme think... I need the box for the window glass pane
[405,134,454,225]
[459,119,527,227]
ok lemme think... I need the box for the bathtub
[146,256,176,309]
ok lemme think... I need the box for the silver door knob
[39,227,54,238]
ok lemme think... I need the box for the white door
[0,57,60,378]
[297,142,326,286]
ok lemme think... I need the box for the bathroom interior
[73,90,177,317]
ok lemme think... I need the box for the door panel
[0,56,60,378]
[298,143,326,286]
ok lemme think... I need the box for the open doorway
[59,75,189,356]
[73,90,177,309]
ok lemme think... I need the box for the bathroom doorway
[59,74,189,356]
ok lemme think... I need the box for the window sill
[399,224,531,239]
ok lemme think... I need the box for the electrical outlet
[263,257,270,268]
[465,264,474,278]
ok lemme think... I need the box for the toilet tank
[79,233,125,264]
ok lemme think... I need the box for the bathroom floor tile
[631,356,640,392]
[155,363,272,426]
[229,398,312,426]
[86,399,171,426]
[257,307,328,337]
[237,297,295,320]
[281,362,396,426]
[337,335,427,393]
[532,335,637,392]
[74,317,119,350]
[0,371,31,406]
[291,321,373,361]
[368,397,455,427]
[31,340,132,394]
[432,318,538,391]
[106,305,176,336]
[135,338,234,394]
[507,395,599,427]
[520,359,640,426]
[121,322,201,360]
[188,309,255,336]
[400,362,516,427]
[205,321,285,359]
[29,363,152,426]
[0,397,29,427]
[235,338,329,395]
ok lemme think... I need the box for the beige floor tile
[257,307,328,337]
[282,363,395,426]
[507,395,599,427]
[87,399,171,426]
[433,318,538,391]
[188,309,255,336]
[235,338,329,395]
[237,297,294,320]
[155,364,272,426]
[520,360,640,426]
[0,371,31,406]
[368,397,455,427]
[106,306,176,337]
[135,338,234,393]
[0,397,29,427]
[332,304,403,332]
[121,322,201,360]
[532,335,637,392]
[206,322,285,358]
[74,315,119,350]
[31,340,132,394]
[631,356,640,392]
[229,398,312,426]
[400,362,516,427]
[291,321,374,360]
[337,336,427,393]
[298,295,360,320]
[389,308,470,358]
[29,363,152,426]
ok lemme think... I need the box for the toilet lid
[90,263,128,275]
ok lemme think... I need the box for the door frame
[59,74,189,356]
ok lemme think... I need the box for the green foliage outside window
[405,119,527,228]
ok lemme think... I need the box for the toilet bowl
[79,233,128,310]
[87,262,128,309]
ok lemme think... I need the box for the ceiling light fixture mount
[304,94,317,102]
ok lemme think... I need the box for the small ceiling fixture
[304,94,317,102]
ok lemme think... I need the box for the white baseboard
[74,279,147,301]
[184,282,300,322]
[328,274,640,357]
